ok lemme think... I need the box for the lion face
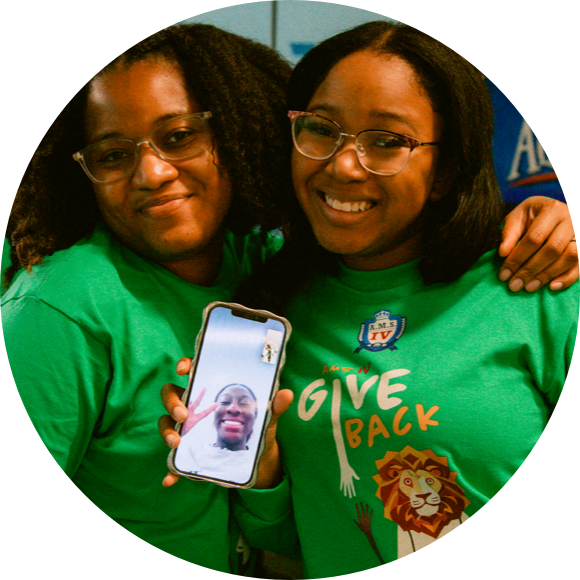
[373,446,470,538]
[399,468,442,517]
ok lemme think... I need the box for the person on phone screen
[178,384,258,482]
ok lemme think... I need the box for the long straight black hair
[235,21,504,314]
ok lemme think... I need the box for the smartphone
[168,302,291,488]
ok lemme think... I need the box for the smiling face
[291,50,443,271]
[214,385,258,450]
[85,57,233,284]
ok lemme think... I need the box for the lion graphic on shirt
[371,446,470,557]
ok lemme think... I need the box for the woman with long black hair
[162,21,578,577]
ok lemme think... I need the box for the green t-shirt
[239,250,577,578]
[1,223,281,572]
[2,237,11,292]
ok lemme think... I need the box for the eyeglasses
[288,111,439,176]
[73,112,213,184]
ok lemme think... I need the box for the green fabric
[248,250,577,578]
[2,223,281,572]
[2,237,11,292]
[235,476,301,559]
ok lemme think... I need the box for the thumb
[270,389,294,426]
[254,389,293,490]
[263,389,293,451]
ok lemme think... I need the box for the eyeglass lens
[82,115,211,182]
[292,114,412,176]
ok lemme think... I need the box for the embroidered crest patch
[355,310,406,353]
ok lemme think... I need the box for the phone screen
[173,304,288,486]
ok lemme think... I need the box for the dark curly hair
[5,23,293,288]
[235,21,505,314]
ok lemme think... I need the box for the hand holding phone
[166,302,291,488]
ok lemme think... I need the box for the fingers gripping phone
[168,302,291,488]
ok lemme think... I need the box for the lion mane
[373,445,470,538]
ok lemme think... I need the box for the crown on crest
[374,310,391,320]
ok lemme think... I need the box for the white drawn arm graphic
[332,378,360,498]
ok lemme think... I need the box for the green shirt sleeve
[2,238,11,293]
[233,476,301,559]
[566,324,580,399]
[3,295,110,476]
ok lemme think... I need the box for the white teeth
[324,194,372,213]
